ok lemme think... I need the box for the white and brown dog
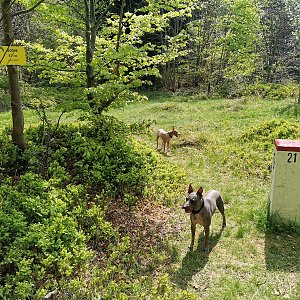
[156,127,180,153]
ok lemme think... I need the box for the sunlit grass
[1,92,299,299]
[107,94,300,300]
[0,109,84,132]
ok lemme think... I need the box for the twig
[13,0,46,17]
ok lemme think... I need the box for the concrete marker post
[269,139,300,224]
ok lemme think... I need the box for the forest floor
[107,92,300,300]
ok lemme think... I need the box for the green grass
[107,94,300,300]
[0,109,84,133]
[1,92,299,299]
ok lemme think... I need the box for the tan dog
[156,127,180,153]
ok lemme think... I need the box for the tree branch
[59,0,85,20]
[13,0,46,17]
[95,1,114,32]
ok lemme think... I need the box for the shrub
[24,116,185,203]
[0,116,186,298]
[0,174,95,299]
[0,131,19,178]
[222,119,300,179]
[240,119,299,149]
[245,83,298,100]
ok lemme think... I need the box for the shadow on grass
[172,229,223,289]
[141,90,174,102]
[265,230,300,272]
[275,102,300,117]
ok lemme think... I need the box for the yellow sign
[0,46,26,65]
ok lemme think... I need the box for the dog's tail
[216,195,226,228]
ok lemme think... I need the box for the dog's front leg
[189,223,196,251]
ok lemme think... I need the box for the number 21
[287,153,297,163]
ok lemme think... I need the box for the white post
[269,139,300,224]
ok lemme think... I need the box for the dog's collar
[168,132,173,138]
[192,199,204,215]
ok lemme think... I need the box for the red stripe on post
[275,139,300,152]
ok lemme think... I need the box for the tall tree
[219,0,261,90]
[285,0,300,102]
[2,0,27,150]
[25,0,187,113]
[177,0,261,94]
[261,0,294,82]
[1,0,45,150]
[184,0,224,92]
[83,0,114,112]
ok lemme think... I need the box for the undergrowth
[0,116,194,299]
[222,119,300,179]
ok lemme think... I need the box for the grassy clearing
[108,93,300,299]
[1,92,299,299]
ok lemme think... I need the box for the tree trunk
[2,0,27,150]
[84,0,97,110]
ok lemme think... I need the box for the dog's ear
[197,187,203,196]
[188,184,193,194]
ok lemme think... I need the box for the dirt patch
[106,198,185,251]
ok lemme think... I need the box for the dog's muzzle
[182,201,191,213]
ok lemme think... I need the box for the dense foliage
[1,0,299,149]
[6,0,299,106]
[0,0,300,112]
[230,118,300,179]
[0,117,191,299]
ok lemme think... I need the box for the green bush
[222,119,300,179]
[0,131,31,182]
[0,173,119,299]
[0,116,186,298]
[246,83,298,100]
[23,116,185,203]
[0,133,17,177]
[240,119,299,148]
[0,174,94,299]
